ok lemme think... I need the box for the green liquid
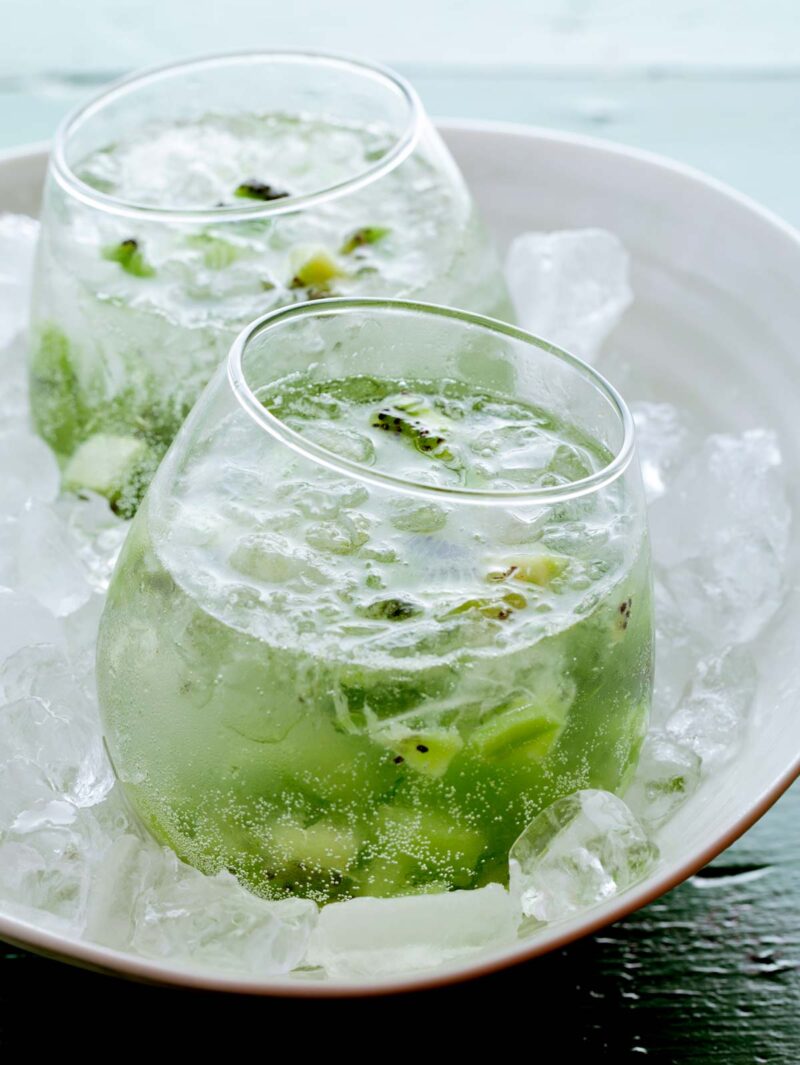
[97,376,653,902]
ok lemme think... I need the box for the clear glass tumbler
[29,52,512,515]
[97,298,653,904]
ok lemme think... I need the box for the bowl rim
[0,120,798,996]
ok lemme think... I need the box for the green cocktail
[30,54,510,516]
[97,300,653,903]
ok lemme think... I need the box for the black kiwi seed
[234,180,290,201]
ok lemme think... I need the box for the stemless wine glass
[97,298,653,905]
[29,52,512,516]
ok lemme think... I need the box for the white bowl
[0,124,798,995]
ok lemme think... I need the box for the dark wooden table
[1,64,798,1060]
[1,782,797,1059]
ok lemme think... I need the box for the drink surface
[97,373,654,903]
[30,113,512,514]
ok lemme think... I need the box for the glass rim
[227,297,636,507]
[50,50,423,224]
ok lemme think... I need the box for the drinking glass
[97,297,653,904]
[29,52,512,515]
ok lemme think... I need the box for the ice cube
[86,835,317,975]
[632,401,695,502]
[0,522,16,587]
[0,745,60,830]
[0,640,90,709]
[304,884,518,978]
[505,229,632,363]
[389,498,447,534]
[651,578,698,722]
[305,513,371,554]
[0,333,31,425]
[624,730,702,827]
[15,502,92,617]
[665,646,756,771]
[650,430,790,645]
[62,593,107,680]
[509,789,658,923]
[0,805,103,930]
[493,507,549,546]
[302,423,376,466]
[60,492,128,594]
[0,427,60,516]
[0,213,39,348]
[0,684,113,812]
[0,589,66,665]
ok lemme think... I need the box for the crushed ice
[0,213,792,978]
[506,228,632,363]
[305,884,518,978]
[510,790,658,924]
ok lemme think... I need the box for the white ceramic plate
[1,123,798,996]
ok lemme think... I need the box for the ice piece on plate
[60,492,128,594]
[665,646,756,771]
[16,502,92,617]
[652,578,698,722]
[650,429,790,645]
[0,688,113,812]
[0,805,103,930]
[305,884,518,977]
[624,730,702,827]
[62,593,107,678]
[509,789,658,923]
[86,835,317,975]
[0,589,66,665]
[505,229,632,363]
[0,427,60,515]
[0,213,39,347]
[0,641,89,709]
[632,401,695,503]
[0,745,63,831]
[0,333,31,425]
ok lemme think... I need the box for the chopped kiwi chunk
[102,238,155,278]
[487,552,569,588]
[468,699,565,764]
[29,326,87,455]
[443,590,527,621]
[369,805,487,890]
[340,226,391,255]
[234,180,290,201]
[269,820,360,872]
[288,247,345,291]
[373,724,464,778]
[63,433,153,511]
[370,393,456,463]
[357,597,423,622]
[186,233,242,269]
[350,855,420,897]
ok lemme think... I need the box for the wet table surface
[1,37,799,1059]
